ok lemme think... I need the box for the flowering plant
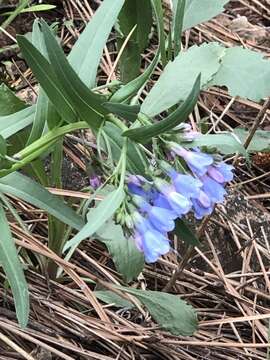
[0,0,269,334]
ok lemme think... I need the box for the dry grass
[0,0,270,359]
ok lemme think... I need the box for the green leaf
[172,0,228,31]
[0,172,84,231]
[40,21,108,130]
[0,84,26,116]
[97,220,144,283]
[18,4,56,13]
[0,106,35,139]
[234,128,270,153]
[63,187,125,252]
[0,135,7,156]
[103,103,140,122]
[142,43,225,116]
[94,290,133,308]
[0,204,29,328]
[68,0,125,88]
[17,35,78,123]
[150,0,166,67]
[185,133,248,156]
[110,48,160,103]
[103,123,147,175]
[117,0,152,82]
[174,219,200,246]
[123,75,200,143]
[210,47,270,101]
[173,0,185,56]
[116,286,198,335]
[27,20,61,145]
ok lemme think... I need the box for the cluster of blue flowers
[127,144,234,263]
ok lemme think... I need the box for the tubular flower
[126,148,234,263]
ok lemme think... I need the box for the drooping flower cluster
[127,145,234,263]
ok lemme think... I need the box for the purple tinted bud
[169,171,202,198]
[191,198,214,219]
[207,166,225,183]
[201,175,227,203]
[89,175,101,189]
[209,163,234,183]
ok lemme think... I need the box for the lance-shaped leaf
[103,103,140,122]
[123,75,200,143]
[27,20,60,145]
[40,21,108,130]
[17,35,78,123]
[0,106,35,139]
[0,172,84,230]
[0,204,29,328]
[68,0,125,88]
[111,48,160,103]
[63,187,125,252]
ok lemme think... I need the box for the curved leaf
[0,172,84,230]
[123,75,200,143]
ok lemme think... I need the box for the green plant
[0,0,269,334]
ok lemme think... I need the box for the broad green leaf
[210,47,270,101]
[174,219,200,246]
[40,21,108,130]
[172,0,228,31]
[0,172,84,230]
[103,103,140,121]
[97,221,144,283]
[0,204,29,328]
[0,106,35,139]
[123,75,200,143]
[142,43,225,116]
[68,0,125,88]
[0,84,26,116]
[63,187,125,252]
[234,128,270,153]
[185,133,248,156]
[94,290,133,308]
[103,123,147,175]
[110,48,160,103]
[117,0,152,82]
[17,35,78,123]
[116,286,198,335]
